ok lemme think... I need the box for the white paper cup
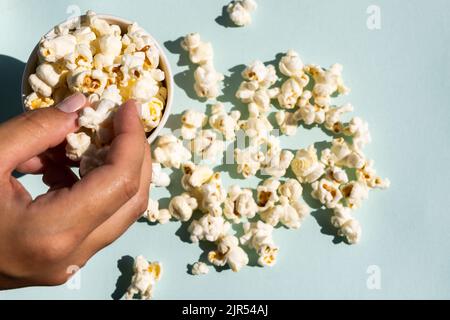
[21,14,173,144]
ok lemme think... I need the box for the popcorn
[29,10,168,167]
[208,235,249,272]
[182,33,222,99]
[322,138,365,169]
[181,109,207,140]
[297,100,327,125]
[260,196,310,229]
[279,50,305,78]
[168,193,198,222]
[143,199,171,224]
[291,145,325,183]
[209,103,241,140]
[344,117,372,151]
[38,34,77,63]
[24,92,54,110]
[223,185,257,223]
[189,130,224,162]
[36,63,64,88]
[188,215,231,243]
[125,256,162,300]
[227,0,258,27]
[153,134,192,169]
[275,110,298,136]
[256,178,280,211]
[356,160,391,189]
[239,115,273,143]
[65,132,91,161]
[78,98,116,131]
[181,162,214,192]
[260,136,294,178]
[198,173,227,216]
[193,62,224,100]
[278,179,303,202]
[240,221,278,267]
[325,165,349,184]
[236,81,279,115]
[331,205,361,244]
[181,33,213,65]
[191,262,209,275]
[340,181,369,209]
[29,74,52,97]
[277,78,303,109]
[151,163,171,188]
[311,178,343,209]
[242,61,277,88]
[67,68,107,95]
[324,103,354,133]
[305,63,350,107]
[234,146,265,178]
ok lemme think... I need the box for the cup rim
[21,13,173,145]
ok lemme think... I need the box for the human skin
[0,93,151,289]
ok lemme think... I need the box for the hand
[0,93,151,289]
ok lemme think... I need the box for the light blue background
[0,0,449,300]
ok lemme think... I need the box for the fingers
[42,164,79,191]
[28,100,147,242]
[70,143,152,265]
[0,93,86,175]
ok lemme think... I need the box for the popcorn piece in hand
[188,215,231,243]
[65,132,91,161]
[311,178,343,209]
[191,262,209,275]
[209,103,241,140]
[78,98,115,131]
[208,235,249,272]
[291,145,325,183]
[189,130,224,162]
[151,163,171,188]
[356,160,390,189]
[331,205,361,244]
[227,0,258,27]
[153,134,192,169]
[143,199,171,224]
[340,181,369,209]
[181,109,207,140]
[240,221,278,267]
[125,256,162,300]
[223,185,257,223]
[256,178,280,211]
[193,62,224,100]
[168,193,198,222]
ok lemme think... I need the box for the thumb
[0,93,86,174]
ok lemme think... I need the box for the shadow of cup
[0,55,26,123]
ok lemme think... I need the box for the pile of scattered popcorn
[143,32,390,278]
[25,11,168,176]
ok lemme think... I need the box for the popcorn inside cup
[24,11,169,175]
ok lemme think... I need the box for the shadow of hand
[0,55,26,123]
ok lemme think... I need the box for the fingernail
[57,93,86,113]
